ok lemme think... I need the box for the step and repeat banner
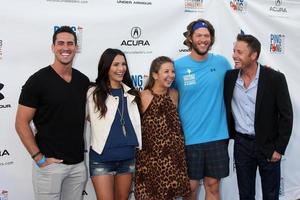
[1,0,300,199]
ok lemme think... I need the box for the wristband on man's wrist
[31,151,41,159]
[36,155,46,167]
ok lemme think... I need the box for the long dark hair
[144,56,174,90]
[92,48,140,117]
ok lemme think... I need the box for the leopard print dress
[134,91,191,200]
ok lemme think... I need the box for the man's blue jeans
[234,133,281,200]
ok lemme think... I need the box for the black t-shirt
[19,65,90,164]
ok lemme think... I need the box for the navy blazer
[224,65,293,159]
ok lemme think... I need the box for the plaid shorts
[185,139,229,180]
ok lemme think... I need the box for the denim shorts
[89,158,135,177]
[185,139,229,180]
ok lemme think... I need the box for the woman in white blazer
[86,48,142,200]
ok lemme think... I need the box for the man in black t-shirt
[15,26,90,200]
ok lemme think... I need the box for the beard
[192,42,210,56]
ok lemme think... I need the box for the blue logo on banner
[54,26,77,33]
[270,34,285,53]
[131,74,148,90]
[53,25,83,52]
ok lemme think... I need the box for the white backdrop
[1,0,300,199]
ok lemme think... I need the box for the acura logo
[131,27,141,39]
[0,149,10,156]
[0,83,4,100]
[275,0,282,6]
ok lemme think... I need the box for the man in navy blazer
[224,34,293,200]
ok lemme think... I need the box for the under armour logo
[210,68,216,72]
[0,83,4,100]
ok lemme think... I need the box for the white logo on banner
[183,69,196,86]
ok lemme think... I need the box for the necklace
[116,89,127,137]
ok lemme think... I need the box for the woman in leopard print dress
[135,56,191,200]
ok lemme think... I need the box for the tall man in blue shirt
[174,19,231,200]
[224,34,293,200]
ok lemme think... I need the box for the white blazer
[86,83,142,154]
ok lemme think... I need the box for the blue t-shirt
[174,53,231,145]
[90,88,139,162]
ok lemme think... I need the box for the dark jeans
[234,133,281,200]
